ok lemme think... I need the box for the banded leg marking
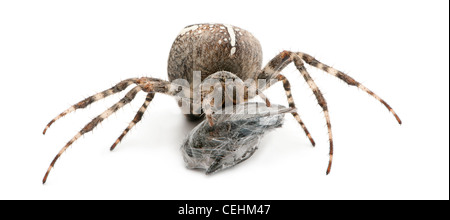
[110,92,155,151]
[43,78,139,134]
[42,86,142,183]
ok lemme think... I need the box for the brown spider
[42,23,401,183]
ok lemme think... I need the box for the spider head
[201,71,247,108]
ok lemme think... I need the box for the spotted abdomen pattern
[167,23,263,85]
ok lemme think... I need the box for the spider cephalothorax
[42,23,401,183]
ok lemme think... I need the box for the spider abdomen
[167,23,263,84]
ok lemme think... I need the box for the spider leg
[276,74,316,146]
[298,52,402,124]
[260,53,316,147]
[268,51,333,173]
[256,92,271,107]
[243,81,272,107]
[262,50,401,175]
[202,85,220,127]
[110,92,155,151]
[43,78,139,134]
[292,55,333,174]
[42,86,142,184]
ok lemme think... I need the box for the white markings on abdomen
[180,24,239,56]
[224,24,237,56]
[179,25,199,36]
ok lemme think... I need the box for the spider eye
[173,85,183,93]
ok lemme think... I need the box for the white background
[0,0,448,200]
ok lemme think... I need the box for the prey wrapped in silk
[181,102,294,174]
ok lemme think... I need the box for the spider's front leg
[194,71,272,127]
[42,77,185,184]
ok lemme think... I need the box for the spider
[42,23,401,183]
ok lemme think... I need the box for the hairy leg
[292,55,333,174]
[43,86,142,183]
[261,50,401,175]
[42,77,183,183]
[298,52,402,124]
[110,92,155,151]
[276,74,316,146]
[43,78,139,134]
[259,53,316,147]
